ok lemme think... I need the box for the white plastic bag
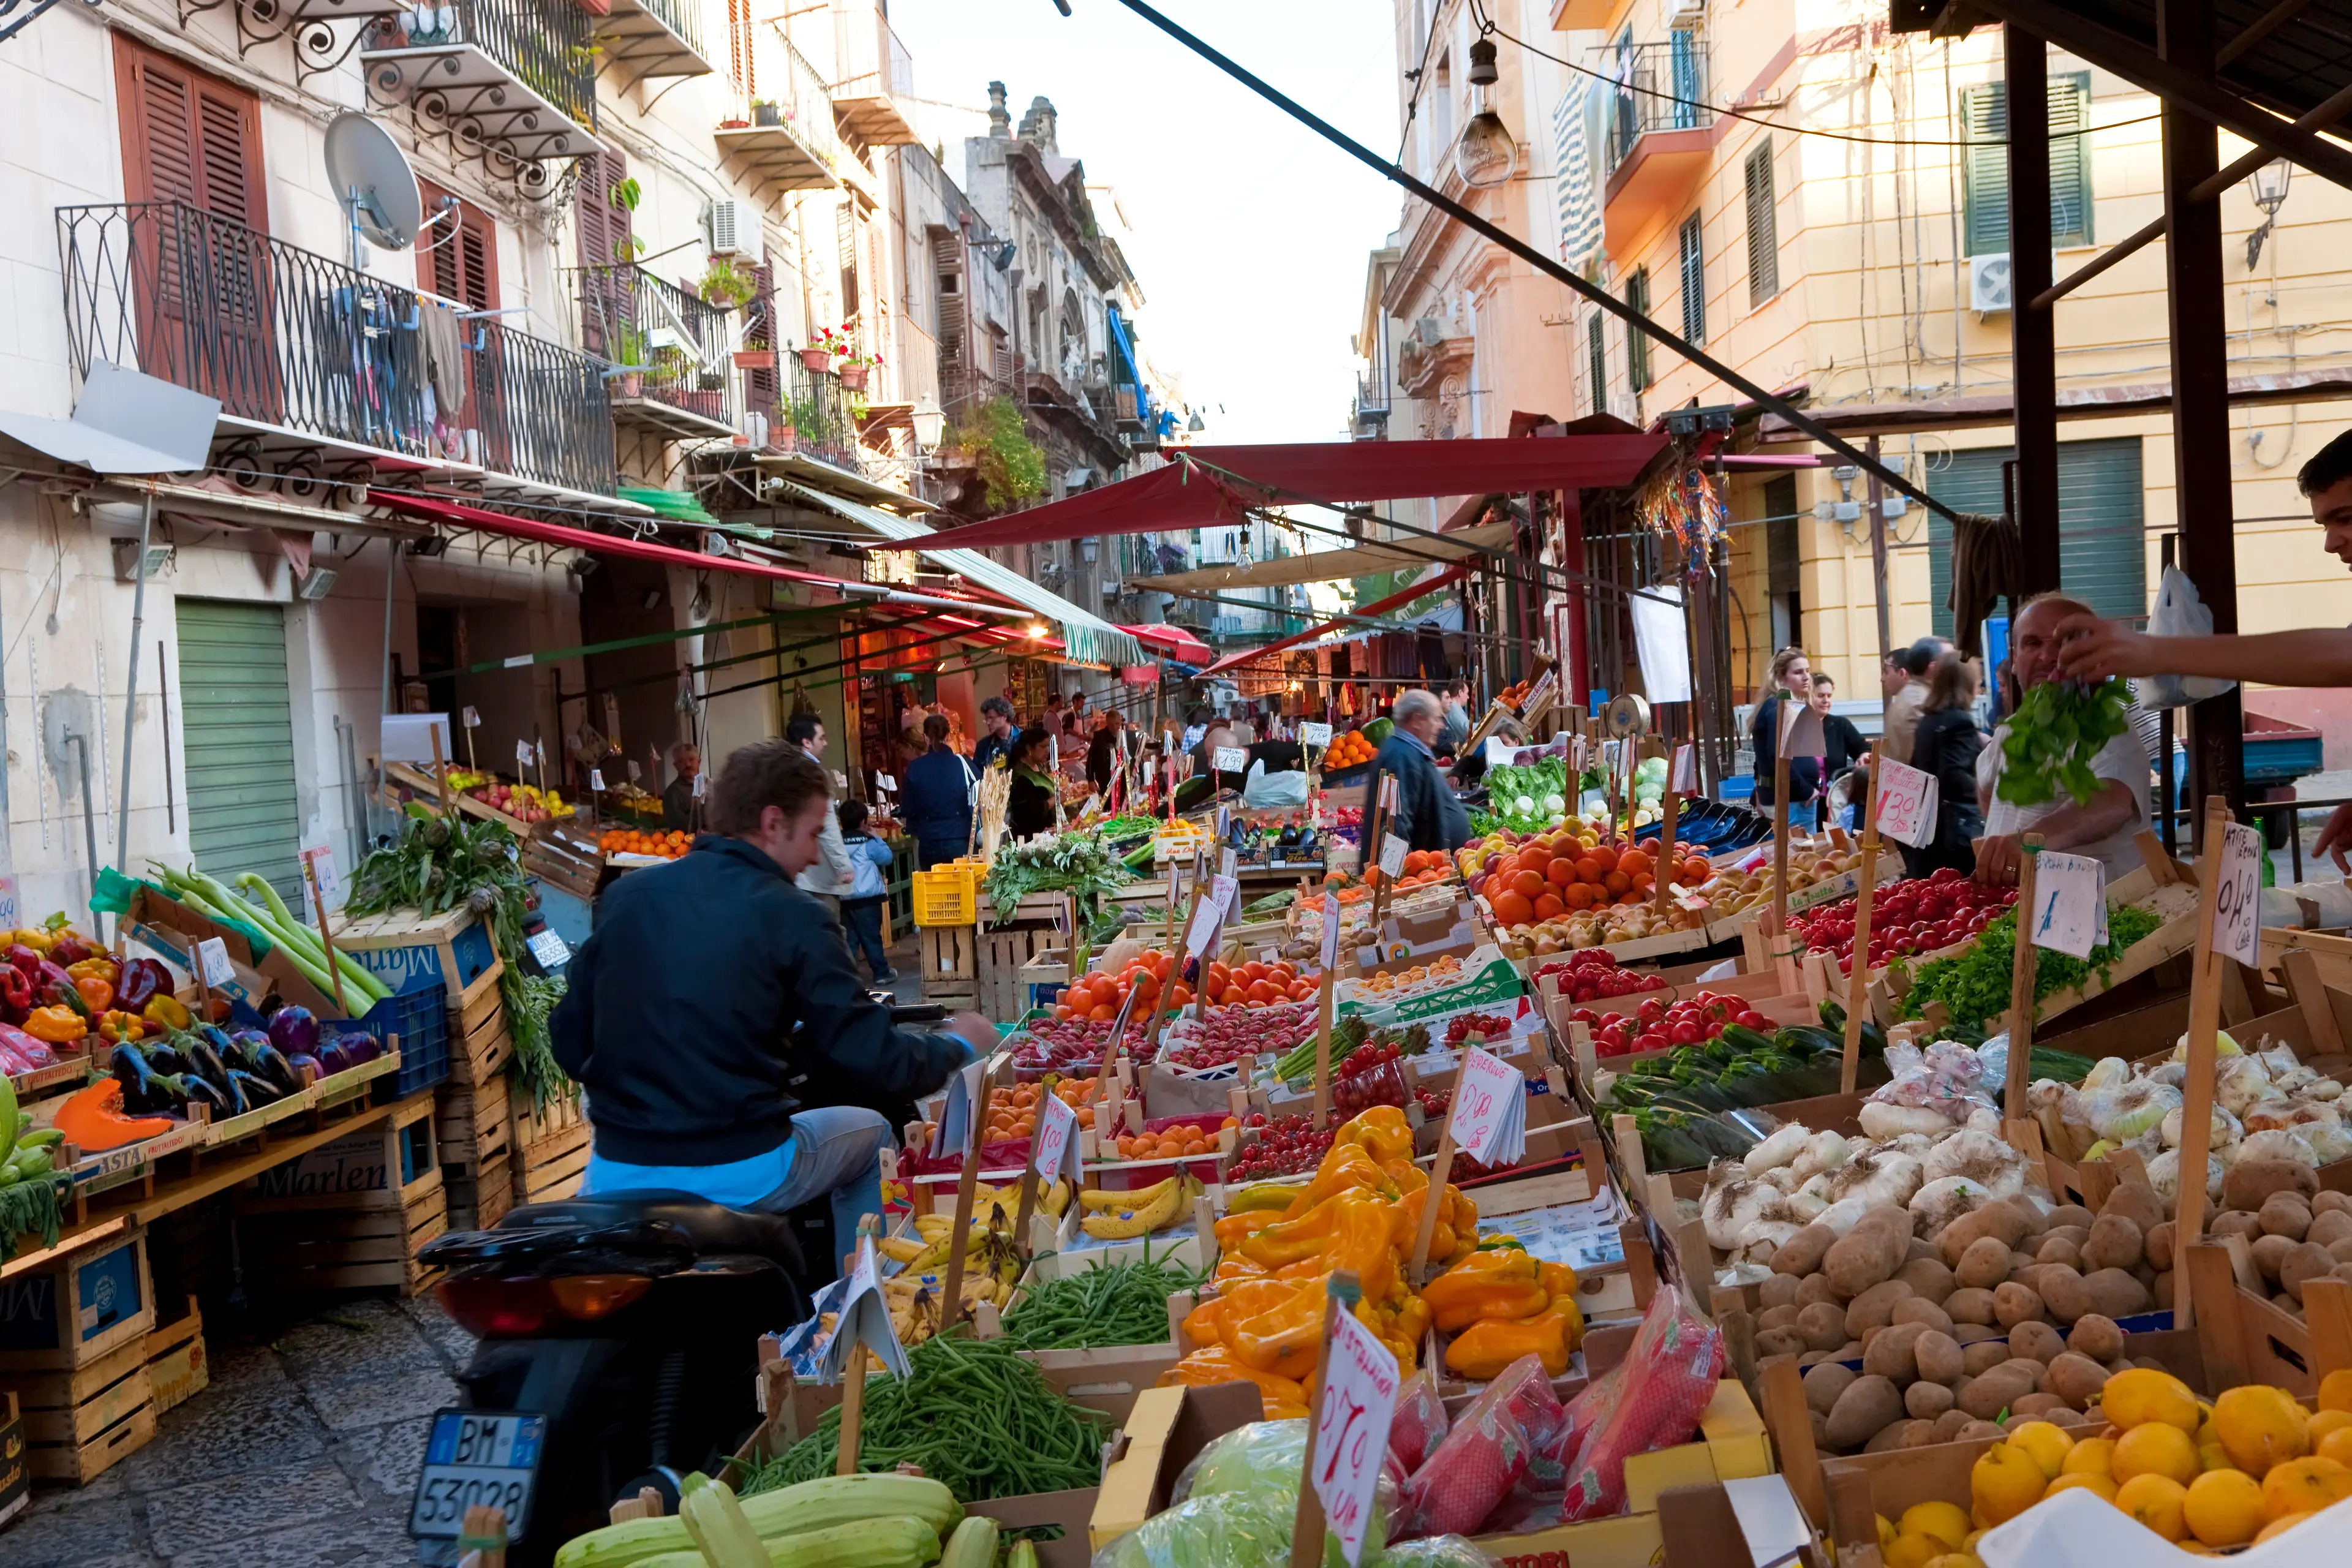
[1241,760,1309,810]
[2139,566,2238,708]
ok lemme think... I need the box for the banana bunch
[1079,1172,1200,1239]
[971,1177,1071,1219]
[878,1208,1010,1272]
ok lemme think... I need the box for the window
[1961,74,2094,254]
[418,180,499,312]
[1430,53,1453,149]
[1626,268,1651,391]
[1744,140,1779,305]
[113,37,266,226]
[574,146,631,268]
[1679,212,1706,344]
[1587,311,1607,416]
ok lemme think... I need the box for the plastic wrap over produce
[1103,1420,1409,1568]
[1860,1039,2000,1139]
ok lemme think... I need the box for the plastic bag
[1389,1366,1450,1476]
[1557,1285,1724,1522]
[1398,1362,1540,1537]
[1861,1039,1997,1134]
[1373,1538,1502,1568]
[1243,762,1310,810]
[1136,1422,1395,1568]
[2139,567,2237,709]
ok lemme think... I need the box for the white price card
[1671,743,1698,794]
[1321,892,1343,971]
[2214,818,2265,968]
[1872,757,1941,851]
[627,760,643,782]
[1378,832,1409,880]
[0,873,17,932]
[692,773,708,799]
[929,1058,990,1158]
[516,737,534,767]
[1449,1046,1529,1166]
[879,775,897,794]
[299,844,342,905]
[1033,1084,1082,1188]
[2028,851,2106,960]
[1311,1300,1401,1567]
[534,741,547,770]
[589,769,606,792]
[1220,846,1237,880]
[461,705,481,729]
[194,937,235,988]
[1378,772,1399,812]
[1214,746,1248,774]
[526,928,571,969]
[1300,721,1333,747]
[1185,873,1240,958]
[822,1235,909,1381]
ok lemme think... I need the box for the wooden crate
[978,921,1059,1022]
[145,1299,207,1415]
[524,829,603,902]
[0,1333,156,1485]
[513,1091,591,1206]
[241,1185,449,1297]
[437,1072,512,1170]
[477,1151,514,1228]
[0,1227,154,1373]
[919,923,978,982]
[452,995,514,1088]
[0,1392,23,1528]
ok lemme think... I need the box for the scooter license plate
[409,1409,547,1545]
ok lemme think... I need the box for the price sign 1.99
[2214,820,2264,968]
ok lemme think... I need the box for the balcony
[361,0,602,169]
[1599,37,1713,255]
[828,1,916,145]
[591,0,714,89]
[58,201,618,502]
[572,262,742,459]
[718,37,843,198]
[1352,376,1390,439]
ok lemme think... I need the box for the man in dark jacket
[900,714,975,869]
[1363,689,1472,856]
[553,739,989,1233]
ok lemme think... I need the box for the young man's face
[802,723,826,756]
[988,710,1011,737]
[2313,476,2352,569]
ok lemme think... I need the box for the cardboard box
[1088,1381,1264,1550]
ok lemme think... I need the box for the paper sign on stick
[194,937,235,987]
[1301,721,1333,747]
[0,875,17,932]
[1321,892,1343,971]
[822,1237,910,1381]
[461,706,480,728]
[2028,851,2106,961]
[1312,1307,1401,1566]
[589,769,606,792]
[2214,820,2265,968]
[1670,744,1697,793]
[1378,833,1409,880]
[929,1059,989,1158]
[1449,1046,1529,1166]
[1185,874,1238,957]
[1214,747,1248,774]
[1871,757,1940,850]
[300,844,342,905]
[517,738,533,767]
[1033,1091,1081,1188]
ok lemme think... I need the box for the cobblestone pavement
[4,1292,475,1567]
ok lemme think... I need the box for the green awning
[619,485,720,525]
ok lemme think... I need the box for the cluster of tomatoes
[1227,1112,1336,1180]
[1332,1041,1411,1115]
[1581,989,1772,1059]
[1468,838,1710,929]
[1441,1012,1518,1049]
[1161,1000,1316,1071]
[1050,948,1188,1022]
[1533,949,1673,1003]
[1791,867,2018,974]
[1199,957,1318,1011]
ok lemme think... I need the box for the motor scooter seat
[503,1189,804,1268]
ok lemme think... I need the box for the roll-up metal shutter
[175,599,303,899]
[1926,437,2146,643]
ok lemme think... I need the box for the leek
[236,872,385,1004]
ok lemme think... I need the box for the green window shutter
[1925,437,2146,642]
[2049,72,2093,247]
[1626,268,1651,390]
[1744,141,1777,305]
[1679,212,1706,344]
[174,599,304,900]
[1962,83,2010,255]
[1588,311,1607,415]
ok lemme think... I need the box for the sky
[886,0,1401,448]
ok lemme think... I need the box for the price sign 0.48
[2214,820,2264,968]
[1312,1305,1400,1566]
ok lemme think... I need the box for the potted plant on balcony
[608,319,649,398]
[837,347,882,393]
[698,256,756,309]
[752,99,781,126]
[682,368,726,421]
[733,345,774,370]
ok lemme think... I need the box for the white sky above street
[888,0,1400,449]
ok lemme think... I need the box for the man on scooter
[552,738,993,1238]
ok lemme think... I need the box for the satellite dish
[324,113,423,251]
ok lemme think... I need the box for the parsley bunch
[1997,678,2135,807]
[1899,900,2164,1034]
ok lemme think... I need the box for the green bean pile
[744,1336,1109,1502]
[1001,1255,1206,1352]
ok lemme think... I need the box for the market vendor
[2052,429,2352,867]
[553,739,990,1236]
[1364,688,1471,854]
[661,741,702,832]
[1974,592,2150,886]
[1006,725,1061,839]
[972,695,1017,773]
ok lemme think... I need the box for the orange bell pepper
[1229,1276,1329,1379]
[1211,1253,1270,1286]
[1280,1143,1393,1220]
[1158,1346,1310,1419]
[1215,1210,1278,1252]
[1317,1188,1401,1303]
[1443,1305,1574,1381]
[1420,1244,1540,1330]
[23,1005,86,1044]
[1539,1260,1578,1300]
[74,974,113,1014]
[66,956,121,987]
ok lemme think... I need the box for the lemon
[2183,1469,2266,1548]
[2214,1385,2311,1474]
[2199,1443,2236,1473]
[2255,1510,2315,1545]
[1972,1441,2050,1529]
[2042,1472,2117,1502]
[2103,1368,2203,1434]
[1898,1501,1972,1550]
[1885,1532,1946,1568]
[2320,1370,2352,1414]
[2007,1421,2076,1480]
[2321,1427,2352,1469]
[2310,1409,2352,1446]
[2062,1437,2116,1477]
[2114,1473,2190,1541]
[1875,1515,1899,1553]
[2113,1422,2200,1487]
[2261,1455,2352,1521]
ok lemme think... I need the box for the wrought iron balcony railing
[366,0,597,138]
[1602,37,1710,176]
[570,261,741,435]
[58,200,617,496]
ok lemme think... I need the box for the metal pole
[113,494,154,873]
[377,535,397,835]
[1866,435,1891,663]
[69,733,100,917]
[2006,28,2063,598]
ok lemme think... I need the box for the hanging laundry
[418,301,469,420]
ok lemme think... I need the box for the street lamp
[2247,156,2292,270]
[912,396,944,451]
[1457,39,1518,189]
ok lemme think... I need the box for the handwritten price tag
[929,1060,989,1159]
[692,774,708,799]
[2029,851,2106,961]
[1321,892,1343,971]
[1214,746,1248,774]
[300,844,342,905]
[1449,1046,1529,1166]
[461,705,480,729]
[1378,773,1398,812]
[1378,833,1409,880]
[1670,743,1698,793]
[2215,820,2264,967]
[0,874,17,932]
[1872,756,1940,850]
[589,768,606,792]
[1301,721,1333,747]
[516,737,533,767]
[823,1236,909,1381]
[1312,1304,1401,1566]
[194,937,235,988]
[1185,874,1239,958]
[1033,1091,1081,1188]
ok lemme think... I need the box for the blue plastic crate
[339,986,450,1098]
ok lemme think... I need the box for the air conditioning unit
[1665,0,1705,22]
[708,199,764,265]
[1969,252,2013,313]
[296,565,339,600]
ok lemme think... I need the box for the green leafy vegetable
[982,830,1131,927]
[1899,900,2164,1035]
[1997,679,2133,807]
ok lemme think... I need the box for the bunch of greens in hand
[1997,678,2134,807]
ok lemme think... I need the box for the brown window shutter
[115,36,263,225]
[419,179,499,311]
[576,146,630,268]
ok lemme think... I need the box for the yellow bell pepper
[1421,1244,1545,1332]
[1280,1142,1394,1219]
[1332,1104,1414,1164]
[23,1005,86,1044]
[1539,1260,1578,1301]
[1317,1189,1402,1303]
[1229,1276,1329,1379]
[66,956,121,986]
[1443,1304,1574,1381]
[142,993,192,1030]
[1158,1346,1310,1419]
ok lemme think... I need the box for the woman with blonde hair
[1749,647,1816,817]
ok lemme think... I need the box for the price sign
[692,774,708,799]
[627,760,643,782]
[1670,744,1697,793]
[1321,892,1343,970]
[822,1236,910,1381]
[516,737,533,767]
[533,741,547,770]
[1185,873,1239,958]
[930,1059,989,1158]
[1220,846,1237,880]
[1214,746,1247,774]
[1033,1085,1082,1188]
[0,874,17,932]
[194,937,235,988]
[2214,819,2265,967]
[1300,721,1333,747]
[299,844,342,905]
[879,774,897,794]
[1448,1046,1529,1166]
[461,705,480,729]
[526,928,571,968]
[2029,851,2106,961]
[1872,757,1941,850]
[1378,832,1409,880]
[588,769,606,792]
[1311,1304,1401,1566]
[1378,773,1398,812]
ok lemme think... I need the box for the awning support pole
[2008,26,2063,600]
[111,494,153,878]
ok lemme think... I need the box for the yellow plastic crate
[911,863,980,927]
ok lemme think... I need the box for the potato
[1956,1235,2014,1290]
[1757,1272,1803,1311]
[2081,1267,2151,1318]
[2040,1265,2092,1323]
[1863,1418,1935,1454]
[1913,1328,1964,1385]
[1824,1374,1906,1449]
[2018,1201,2051,1237]
[1804,1360,1859,1415]
[2066,1314,2124,1365]
[1906,1379,1956,1420]
[1809,1408,1830,1447]
[2144,1219,2177,1267]
[2037,1235,2083,1268]
[1799,1301,1849,1351]
[2280,1241,2337,1303]
[2329,1238,2352,1265]
[2212,1210,2264,1242]
[2000,1355,2046,1392]
[1860,1324,1883,1352]
[2009,1320,2066,1365]
[1993,1281,2046,1329]
[1864,1322,1928,1384]
[2261,1193,2313,1242]
[2307,1210,2352,1250]
[1773,1222,1836,1278]
[1799,1351,1834,1367]
[1953,1322,1999,1344]
[1823,1210,1912,1298]
[2048,1204,2094,1231]
[1937,1200,2030,1268]
[2334,1262,2352,1284]
[2154,1270,2176,1309]
[1963,1340,2012,1376]
[1959,1359,2040,1419]
[2046,1223,2091,1250]
[1944,1286,1998,1326]
[1756,1327,1808,1358]
[1795,1272,1838,1308]
[2011,1393,2070,1420]
[2008,1264,2062,1300]
[2100,1183,2165,1234]
[2082,1214,2144,1272]
[1907,1237,1941,1263]
[1956,1419,2008,1442]
[2132,1260,2158,1292]
[1894,1256,1957,1304]
[2275,1292,2307,1319]
[1845,1280,1916,1340]
[1890,1296,1956,1338]
[1757,1303,1802,1333]
[2315,1189,2352,1218]
[2046,1351,2111,1409]
[2252,1232,2296,1281]
[2222,1158,2318,1213]
[1833,1340,1864,1360]
[1931,1408,1975,1444]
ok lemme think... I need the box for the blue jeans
[583,1104,893,1245]
[842,895,890,977]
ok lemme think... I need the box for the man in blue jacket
[1364,688,1472,856]
[552,739,990,1234]
[899,714,975,869]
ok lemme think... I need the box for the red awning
[1197,564,1471,677]
[368,490,855,592]
[1124,622,1213,663]
[889,435,1668,554]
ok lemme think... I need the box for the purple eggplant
[284,1052,320,1086]
[337,1031,382,1065]
[315,1037,352,1076]
[265,1005,318,1058]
